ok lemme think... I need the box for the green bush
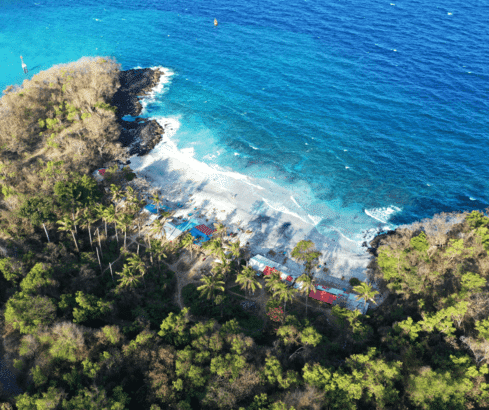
[349,277,361,287]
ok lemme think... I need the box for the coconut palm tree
[296,273,317,318]
[94,203,108,237]
[236,266,262,296]
[150,219,165,240]
[149,239,167,272]
[57,215,80,252]
[126,253,147,289]
[117,265,141,289]
[116,213,133,249]
[204,237,225,261]
[103,205,118,244]
[211,258,233,282]
[273,282,298,321]
[179,232,195,258]
[78,207,98,248]
[265,272,282,293]
[353,282,379,308]
[229,240,241,262]
[110,184,124,209]
[197,274,225,300]
[151,191,163,214]
[213,222,227,239]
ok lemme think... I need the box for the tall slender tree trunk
[115,224,118,244]
[97,228,102,256]
[71,230,79,252]
[42,223,50,242]
[72,212,77,235]
[124,229,127,249]
[88,223,93,248]
[109,262,114,282]
[96,247,102,274]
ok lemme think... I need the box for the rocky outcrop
[111,68,165,157]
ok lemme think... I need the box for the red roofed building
[309,289,337,305]
[286,275,293,282]
[98,169,106,176]
[263,266,279,276]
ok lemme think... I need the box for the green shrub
[349,277,361,287]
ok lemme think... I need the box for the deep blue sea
[1,0,488,246]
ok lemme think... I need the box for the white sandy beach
[126,116,374,287]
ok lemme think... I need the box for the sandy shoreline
[115,67,377,289]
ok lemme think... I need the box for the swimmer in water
[20,56,28,74]
[214,18,218,26]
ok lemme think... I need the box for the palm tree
[236,266,262,296]
[116,213,133,249]
[296,273,316,318]
[273,282,298,321]
[103,205,118,244]
[117,265,141,289]
[213,222,227,239]
[127,253,147,289]
[149,239,167,272]
[179,232,195,258]
[110,184,124,210]
[57,215,80,252]
[151,191,163,214]
[150,219,165,240]
[79,207,97,248]
[265,272,282,293]
[197,274,225,300]
[211,258,233,282]
[204,238,225,261]
[353,282,379,309]
[229,240,241,262]
[94,203,108,237]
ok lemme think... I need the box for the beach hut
[309,289,337,305]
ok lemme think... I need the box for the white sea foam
[290,195,301,208]
[250,145,259,150]
[470,197,476,201]
[365,206,401,224]
[260,197,311,225]
[308,214,322,226]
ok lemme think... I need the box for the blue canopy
[144,204,158,214]
[190,227,211,242]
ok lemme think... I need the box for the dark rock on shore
[367,229,397,257]
[111,68,166,157]
[112,68,161,118]
[119,117,165,156]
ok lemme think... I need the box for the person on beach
[20,56,28,74]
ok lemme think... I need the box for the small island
[0,57,487,410]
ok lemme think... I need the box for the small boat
[214,18,218,26]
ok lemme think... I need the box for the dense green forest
[0,57,488,409]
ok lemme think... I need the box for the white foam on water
[365,206,401,224]
[290,195,301,208]
[470,197,476,201]
[308,214,322,226]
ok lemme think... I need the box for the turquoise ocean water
[1,0,488,249]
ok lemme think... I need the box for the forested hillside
[0,58,488,409]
